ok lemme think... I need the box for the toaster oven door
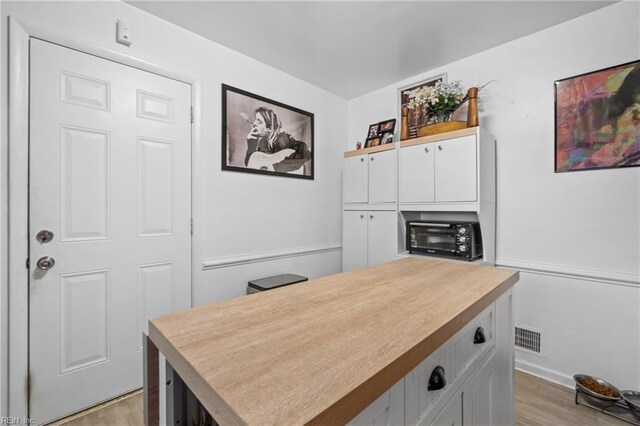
[409,223,457,254]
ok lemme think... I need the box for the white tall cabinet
[343,127,496,267]
[342,145,398,271]
[398,127,496,265]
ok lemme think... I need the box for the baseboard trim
[496,258,639,288]
[515,358,575,390]
[202,243,342,270]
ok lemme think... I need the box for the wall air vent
[515,325,542,354]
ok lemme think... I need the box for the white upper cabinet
[343,147,396,204]
[344,155,369,203]
[369,150,397,204]
[400,134,477,204]
[434,135,477,202]
[399,143,435,203]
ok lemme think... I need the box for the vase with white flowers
[403,80,487,137]
[408,80,468,125]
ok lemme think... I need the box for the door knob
[36,230,54,243]
[36,256,55,271]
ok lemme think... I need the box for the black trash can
[247,273,308,295]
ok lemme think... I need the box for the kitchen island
[144,257,519,425]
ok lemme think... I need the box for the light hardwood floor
[53,371,629,425]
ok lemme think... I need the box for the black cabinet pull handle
[427,366,446,391]
[474,327,486,344]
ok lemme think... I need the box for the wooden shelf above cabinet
[344,142,397,158]
[400,126,479,148]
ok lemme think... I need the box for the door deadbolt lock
[36,256,55,271]
[36,230,54,243]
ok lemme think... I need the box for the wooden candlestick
[401,106,410,140]
[466,87,479,127]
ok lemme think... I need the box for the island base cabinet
[430,394,462,426]
[348,379,404,426]
[461,353,496,426]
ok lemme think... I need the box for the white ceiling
[127,1,615,99]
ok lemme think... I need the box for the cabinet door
[367,211,397,267]
[369,150,397,203]
[434,135,477,202]
[399,143,435,203]
[430,394,462,426]
[344,155,369,203]
[348,379,404,426]
[343,210,368,271]
[462,354,495,426]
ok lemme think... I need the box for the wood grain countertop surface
[148,257,519,426]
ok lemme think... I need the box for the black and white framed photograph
[222,84,314,179]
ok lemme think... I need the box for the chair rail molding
[202,243,342,270]
[495,258,639,288]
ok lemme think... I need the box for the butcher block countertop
[148,257,519,425]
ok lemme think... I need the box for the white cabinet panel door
[369,150,397,204]
[343,211,368,271]
[462,354,495,426]
[434,135,477,202]
[367,211,398,266]
[429,394,462,426]
[344,155,369,203]
[399,143,435,203]
[29,39,191,423]
[348,379,404,425]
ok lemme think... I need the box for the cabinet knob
[360,214,364,219]
[438,145,443,151]
[360,157,364,162]
[424,147,430,153]
[427,366,446,391]
[370,157,374,161]
[474,327,486,344]
[370,215,374,219]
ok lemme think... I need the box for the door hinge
[190,218,193,235]
[26,258,30,269]
[190,107,194,124]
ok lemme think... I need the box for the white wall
[1,0,346,298]
[1,0,346,415]
[349,2,640,390]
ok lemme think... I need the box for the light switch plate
[116,20,132,47]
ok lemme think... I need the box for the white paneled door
[28,39,192,423]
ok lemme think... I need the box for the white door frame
[4,16,204,417]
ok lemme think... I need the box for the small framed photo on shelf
[365,136,382,148]
[367,123,380,139]
[381,132,394,145]
[378,118,396,134]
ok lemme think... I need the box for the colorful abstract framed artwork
[554,60,640,172]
